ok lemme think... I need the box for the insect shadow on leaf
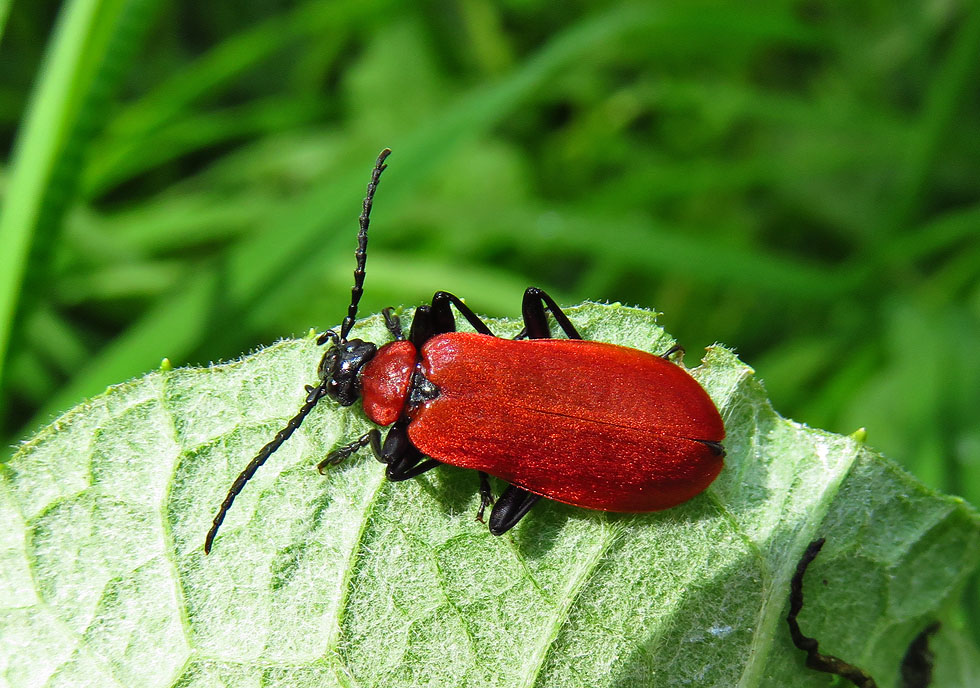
[787,538,940,688]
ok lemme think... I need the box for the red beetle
[204,149,724,554]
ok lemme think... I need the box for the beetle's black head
[310,147,391,407]
[317,336,378,406]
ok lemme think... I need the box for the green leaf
[1,303,977,687]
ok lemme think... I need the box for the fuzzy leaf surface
[2,303,978,687]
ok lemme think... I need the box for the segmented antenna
[204,380,328,554]
[204,149,393,554]
[340,148,391,341]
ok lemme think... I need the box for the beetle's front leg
[374,417,441,482]
[317,430,380,473]
[372,418,412,464]
[382,306,404,340]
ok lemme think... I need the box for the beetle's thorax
[319,338,378,406]
[359,340,420,426]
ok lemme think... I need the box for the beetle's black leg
[317,430,380,473]
[382,307,404,340]
[368,429,383,458]
[488,484,542,535]
[477,472,495,522]
[364,417,441,481]
[431,291,495,336]
[386,454,441,481]
[409,304,435,348]
[374,418,412,464]
[513,326,528,340]
[660,343,685,361]
[522,287,581,340]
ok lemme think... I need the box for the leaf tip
[160,357,173,372]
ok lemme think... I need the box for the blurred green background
[1,0,978,642]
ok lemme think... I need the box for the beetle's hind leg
[696,439,725,457]
[476,472,495,522]
[522,287,582,340]
[660,343,685,362]
[488,485,542,535]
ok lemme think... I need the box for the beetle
[204,148,725,554]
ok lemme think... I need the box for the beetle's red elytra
[407,333,723,512]
[204,149,725,554]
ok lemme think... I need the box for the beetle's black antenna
[204,379,329,554]
[339,148,391,342]
[205,151,391,554]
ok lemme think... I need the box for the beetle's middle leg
[471,286,580,533]
[522,287,582,340]
[407,292,495,349]
[386,455,440,482]
[431,291,495,336]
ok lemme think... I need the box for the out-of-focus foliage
[0,0,978,641]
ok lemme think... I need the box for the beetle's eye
[318,348,338,380]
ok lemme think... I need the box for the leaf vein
[735,433,863,688]
[520,518,622,688]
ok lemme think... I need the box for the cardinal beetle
[204,149,725,554]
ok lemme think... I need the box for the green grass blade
[81,0,388,198]
[0,0,161,447]
[879,3,980,236]
[0,0,105,409]
[85,97,324,195]
[0,0,11,47]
